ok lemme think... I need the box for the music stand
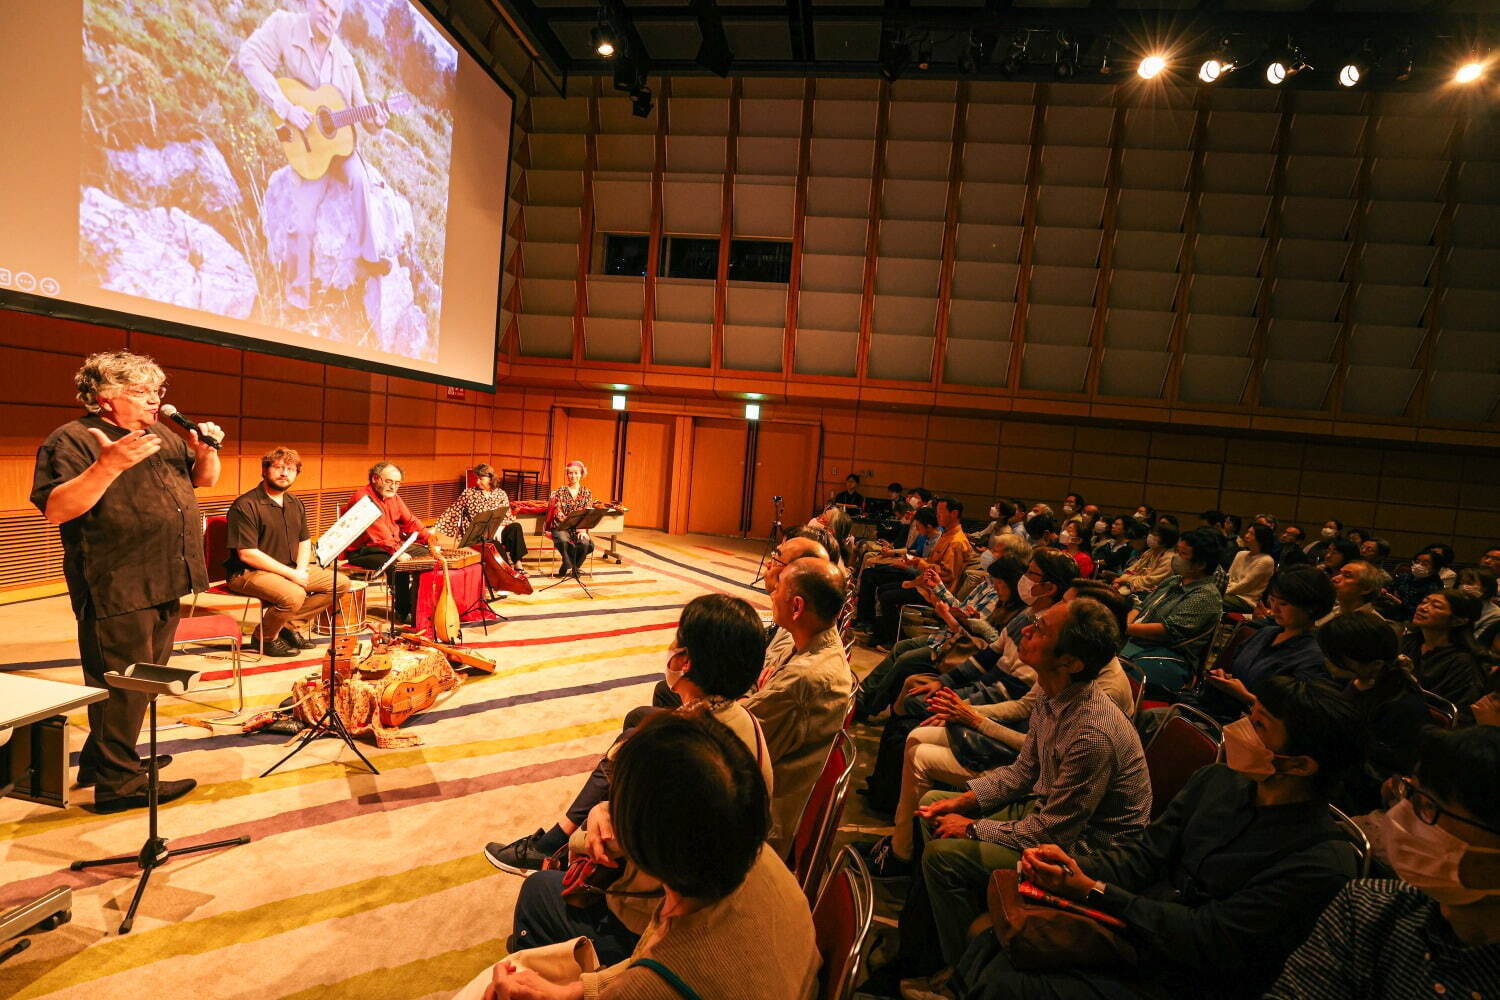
[541,508,607,599]
[71,664,250,934]
[457,507,513,622]
[261,501,383,779]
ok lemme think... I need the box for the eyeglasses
[767,553,788,569]
[118,385,165,400]
[376,477,402,488]
[267,463,299,473]
[1383,776,1500,837]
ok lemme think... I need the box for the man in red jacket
[345,461,440,625]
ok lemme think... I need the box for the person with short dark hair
[1304,518,1345,563]
[1321,612,1427,812]
[1319,538,1360,576]
[1121,528,1225,695]
[832,472,864,510]
[1267,726,1500,1000]
[1094,517,1140,580]
[481,714,820,1000]
[433,463,528,564]
[1390,548,1448,620]
[1361,535,1393,564]
[863,598,1151,989]
[1482,546,1500,574]
[871,498,974,648]
[854,506,939,630]
[224,446,349,656]
[1224,522,1277,611]
[1404,588,1489,719]
[955,678,1366,1000]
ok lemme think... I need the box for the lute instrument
[432,546,462,644]
[397,629,497,675]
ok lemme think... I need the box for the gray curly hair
[74,351,166,414]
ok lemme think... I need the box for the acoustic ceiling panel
[1189,275,1260,317]
[943,338,1011,386]
[803,215,869,254]
[1029,265,1098,307]
[958,182,1027,226]
[1202,152,1275,195]
[1104,309,1174,351]
[1115,190,1189,232]
[1039,145,1110,187]
[518,241,576,280]
[1341,366,1421,417]
[874,256,942,297]
[1120,148,1192,191]
[529,133,588,169]
[1036,186,1105,229]
[1450,204,1500,248]
[1194,234,1268,277]
[521,205,582,243]
[1359,243,1436,287]
[1177,354,1251,404]
[872,294,938,337]
[1271,279,1346,321]
[1031,226,1102,267]
[739,98,803,138]
[1287,114,1366,156]
[1283,155,1360,198]
[963,102,1035,144]
[516,314,573,359]
[884,140,953,181]
[1368,158,1447,202]
[881,178,950,221]
[1265,319,1341,362]
[792,328,859,377]
[1345,324,1424,367]
[799,252,866,293]
[734,181,795,238]
[1457,162,1500,202]
[721,324,783,371]
[599,97,655,134]
[813,99,879,139]
[1122,108,1196,150]
[666,134,726,173]
[587,275,646,319]
[1439,291,1500,333]
[651,320,712,368]
[1362,200,1441,245]
[670,97,729,136]
[867,333,935,381]
[1352,283,1430,326]
[1112,231,1183,273]
[1204,111,1281,153]
[807,175,872,218]
[1108,269,1179,311]
[879,219,945,259]
[1432,329,1500,373]
[1280,197,1355,240]
[798,289,863,331]
[1020,343,1089,393]
[596,180,653,231]
[1197,193,1272,237]
[525,169,584,207]
[951,261,1020,301]
[726,284,788,326]
[528,96,589,134]
[596,133,654,172]
[888,101,956,142]
[654,279,716,323]
[1371,117,1452,159]
[737,136,799,176]
[1098,349,1169,398]
[583,316,642,363]
[520,277,576,316]
[1425,373,1500,422]
[948,299,1016,340]
[1258,360,1335,410]
[1025,303,1094,346]
[809,138,876,177]
[961,142,1030,184]
[956,223,1024,262]
[1278,239,1352,281]
[1044,105,1114,147]
[1184,314,1255,357]
[1445,247,1500,288]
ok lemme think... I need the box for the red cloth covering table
[412,563,497,637]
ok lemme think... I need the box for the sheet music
[375,532,423,576]
[315,495,383,568]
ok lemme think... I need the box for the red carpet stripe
[0,753,601,912]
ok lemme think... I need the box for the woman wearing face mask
[957,678,1366,1000]
[1403,589,1489,720]
[1223,522,1277,611]
[493,595,770,962]
[1267,726,1500,1000]
[1390,548,1448,621]
[1056,523,1093,578]
[1458,565,1500,636]
[1094,517,1137,580]
[1304,518,1344,562]
[1121,528,1225,695]
[968,499,1014,548]
[1114,521,1179,596]
[1319,612,1427,813]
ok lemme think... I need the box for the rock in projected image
[79,187,257,319]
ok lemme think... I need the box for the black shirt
[832,489,864,510]
[225,484,309,577]
[31,414,207,618]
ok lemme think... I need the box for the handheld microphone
[158,404,222,450]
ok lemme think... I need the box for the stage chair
[163,612,245,724]
[812,845,875,1000]
[788,729,857,906]
[188,515,262,661]
[1143,703,1222,820]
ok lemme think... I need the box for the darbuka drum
[316,580,368,636]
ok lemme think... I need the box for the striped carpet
[0,530,795,1000]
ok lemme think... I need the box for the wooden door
[554,409,618,502]
[621,413,673,529]
[686,419,748,536]
[750,422,819,538]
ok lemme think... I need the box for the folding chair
[163,611,245,725]
[194,515,263,659]
[811,846,875,1000]
[1328,803,1372,877]
[1421,688,1458,729]
[1143,703,1223,820]
[788,728,857,905]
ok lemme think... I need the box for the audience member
[1132,504,1157,525]
[1482,546,1500,574]
[1224,522,1276,611]
[482,713,819,1000]
[1114,521,1178,596]
[1056,522,1093,578]
[1305,518,1345,562]
[872,498,974,648]
[854,507,938,629]
[1320,612,1426,813]
[832,473,864,510]
[1458,565,1500,635]
[1121,528,1224,695]
[1427,542,1459,586]
[863,599,1151,990]
[1319,538,1360,576]
[1360,536,1392,565]
[1098,519,1147,581]
[952,677,1366,1000]
[1403,589,1488,720]
[1267,726,1500,1000]
[1319,559,1390,625]
[968,499,1016,548]
[1391,548,1449,620]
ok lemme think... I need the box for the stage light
[591,26,616,57]
[1266,60,1288,84]
[1266,44,1307,85]
[1338,63,1362,87]
[958,30,995,76]
[880,30,913,82]
[999,36,1027,76]
[1137,54,1167,79]
[1455,59,1485,84]
[1054,32,1079,79]
[630,87,654,118]
[611,394,626,411]
[745,403,761,421]
[1199,59,1229,83]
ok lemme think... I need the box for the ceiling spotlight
[959,30,995,76]
[1455,58,1485,84]
[1338,62,1362,87]
[999,35,1027,76]
[915,34,934,72]
[630,86,654,118]
[1054,31,1079,79]
[591,26,616,58]
[1391,43,1414,81]
[1199,58,1230,83]
[1137,54,1167,79]
[1266,44,1308,85]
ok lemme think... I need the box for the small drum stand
[260,554,378,778]
[71,664,250,934]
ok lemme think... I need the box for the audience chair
[1124,670,1146,717]
[1143,704,1223,820]
[1205,620,1259,682]
[789,728,857,906]
[1328,803,1373,878]
[191,515,262,660]
[163,611,245,725]
[812,845,875,1000]
[1421,688,1459,729]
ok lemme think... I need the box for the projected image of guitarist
[237,0,401,312]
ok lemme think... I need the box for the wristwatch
[1084,880,1108,906]
[964,823,981,841]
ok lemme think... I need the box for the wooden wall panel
[750,422,818,537]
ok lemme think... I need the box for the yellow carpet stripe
[0,716,627,842]
[273,937,508,1000]
[7,854,504,999]
[502,587,680,608]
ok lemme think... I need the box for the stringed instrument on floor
[378,658,448,727]
[398,629,497,675]
[273,78,413,180]
[480,540,532,595]
[433,546,463,644]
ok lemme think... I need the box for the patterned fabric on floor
[0,531,772,1000]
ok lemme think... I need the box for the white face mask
[1460,584,1483,598]
[1133,512,1149,522]
[664,649,687,692]
[1060,534,1078,547]
[1062,504,1076,515]
[979,550,996,569]
[1383,799,1500,905]
[1320,527,1337,539]
[1093,521,1108,534]
[1222,717,1279,780]
[1018,576,1041,606]
[1412,563,1433,579]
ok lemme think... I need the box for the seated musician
[547,460,594,578]
[434,463,528,565]
[225,447,349,657]
[832,473,865,511]
[344,461,439,626]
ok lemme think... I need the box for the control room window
[661,236,720,280]
[728,239,792,284]
[602,234,649,276]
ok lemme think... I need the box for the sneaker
[281,628,317,650]
[857,836,913,879]
[260,637,299,657]
[94,778,197,814]
[77,755,173,788]
[484,829,550,876]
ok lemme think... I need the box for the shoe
[857,836,913,879]
[553,568,568,578]
[94,777,197,814]
[484,830,550,876]
[77,755,173,788]
[261,637,299,657]
[281,628,317,650]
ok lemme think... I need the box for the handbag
[946,723,1018,772]
[987,869,1138,971]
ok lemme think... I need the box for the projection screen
[0,0,513,391]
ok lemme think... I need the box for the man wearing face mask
[948,677,1366,1000]
[1268,726,1500,1000]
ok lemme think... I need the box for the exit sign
[445,386,466,400]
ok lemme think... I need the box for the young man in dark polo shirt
[224,447,347,657]
[32,351,223,812]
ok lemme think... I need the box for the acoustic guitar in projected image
[274,78,413,180]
